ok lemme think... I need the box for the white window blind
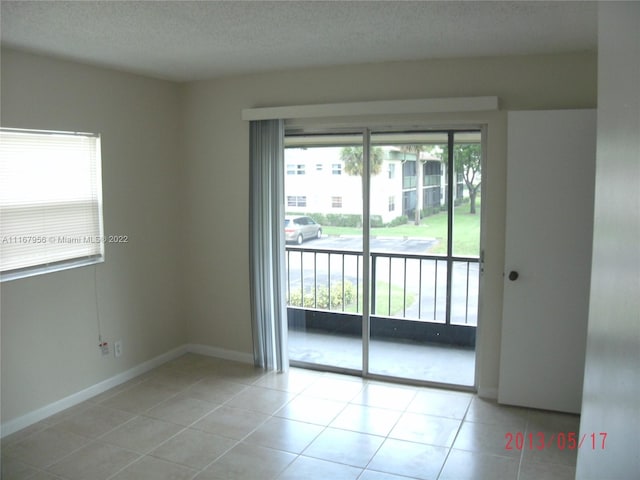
[0,128,104,281]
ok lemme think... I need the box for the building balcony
[285,244,478,386]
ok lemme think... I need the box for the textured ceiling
[0,0,597,82]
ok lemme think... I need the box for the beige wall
[0,49,186,422]
[1,48,597,425]
[182,52,597,395]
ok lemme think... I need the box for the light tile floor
[1,354,578,480]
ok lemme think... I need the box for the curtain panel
[249,119,288,371]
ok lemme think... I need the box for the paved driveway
[286,234,479,325]
[296,235,438,254]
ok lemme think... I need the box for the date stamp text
[505,432,607,451]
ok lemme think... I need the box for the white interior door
[499,110,596,413]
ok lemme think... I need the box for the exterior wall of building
[284,147,451,224]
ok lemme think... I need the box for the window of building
[331,196,343,208]
[332,163,342,175]
[0,128,104,281]
[316,163,323,171]
[388,163,396,179]
[389,196,395,212]
[287,196,307,207]
[287,164,306,175]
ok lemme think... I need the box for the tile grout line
[272,374,355,479]
[5,357,577,480]
[105,368,272,479]
[432,394,473,480]
[356,383,419,477]
[189,368,330,479]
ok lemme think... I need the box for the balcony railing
[285,245,479,347]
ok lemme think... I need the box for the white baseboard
[1,345,191,438]
[1,344,255,438]
[1,345,189,437]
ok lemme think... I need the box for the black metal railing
[285,245,479,326]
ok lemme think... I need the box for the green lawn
[322,202,481,256]
[289,280,414,317]
[344,281,415,317]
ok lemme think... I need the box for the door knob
[508,271,519,281]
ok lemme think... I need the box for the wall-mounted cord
[94,264,107,353]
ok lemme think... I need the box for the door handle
[508,271,519,281]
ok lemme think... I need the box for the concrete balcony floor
[288,329,475,387]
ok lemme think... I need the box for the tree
[454,144,481,214]
[340,146,384,176]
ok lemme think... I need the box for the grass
[321,202,481,257]
[289,280,413,317]
[345,281,415,317]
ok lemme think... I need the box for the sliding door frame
[284,123,485,391]
[362,128,372,376]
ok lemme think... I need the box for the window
[332,163,342,175]
[287,196,307,207]
[331,196,342,208]
[0,128,104,281]
[388,196,395,212]
[316,163,323,172]
[286,164,305,175]
[388,163,396,179]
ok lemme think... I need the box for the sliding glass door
[284,128,482,387]
[284,133,364,372]
[367,131,481,385]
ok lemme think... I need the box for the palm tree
[340,146,384,176]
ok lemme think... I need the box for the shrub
[288,290,304,307]
[421,206,441,217]
[386,215,408,227]
[285,212,327,225]
[326,214,361,228]
[370,215,384,228]
[288,280,356,310]
[309,212,328,224]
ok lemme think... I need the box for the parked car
[285,216,322,244]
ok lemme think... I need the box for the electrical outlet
[100,341,109,356]
[114,340,122,358]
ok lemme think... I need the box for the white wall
[182,52,597,396]
[0,49,185,424]
[576,3,640,479]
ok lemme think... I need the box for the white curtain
[249,119,288,371]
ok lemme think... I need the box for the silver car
[285,216,322,244]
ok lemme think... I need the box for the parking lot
[285,234,479,325]
[292,234,438,254]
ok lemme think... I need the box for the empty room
[1,1,638,479]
